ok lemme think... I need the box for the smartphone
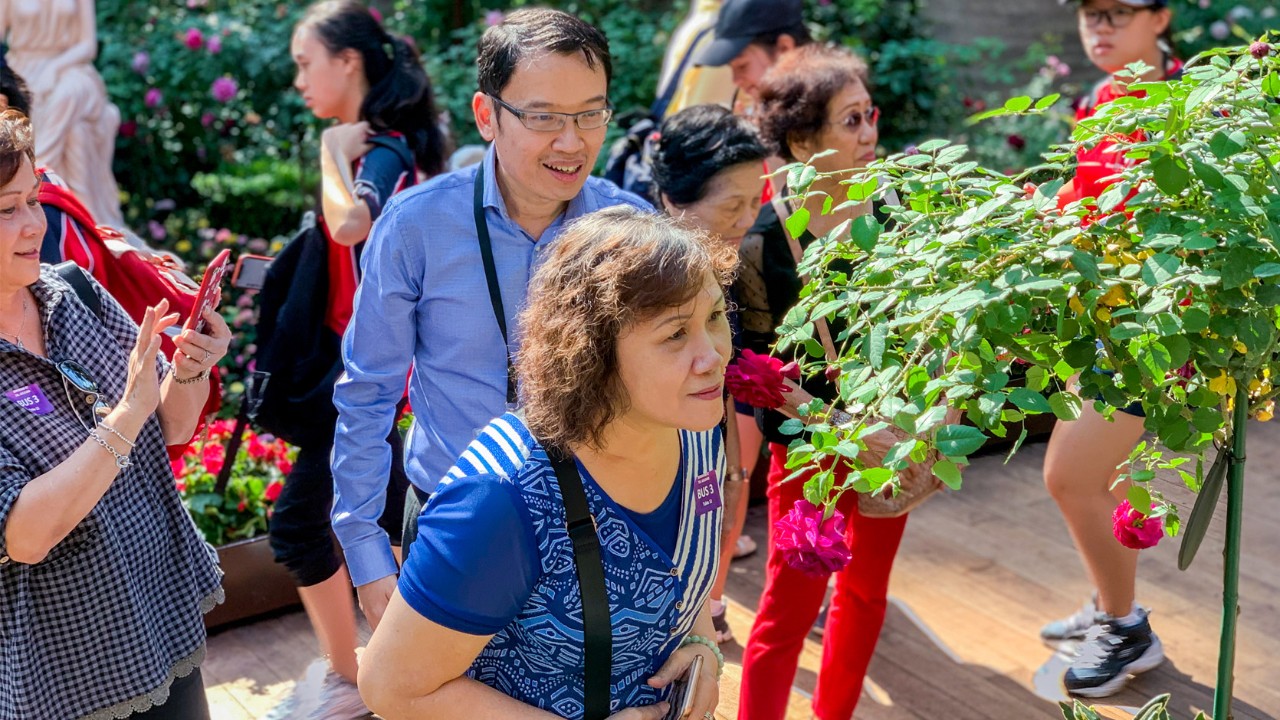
[232,254,272,290]
[662,653,703,720]
[183,249,232,335]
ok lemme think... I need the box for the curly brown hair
[517,206,738,451]
[0,110,36,187]
[756,44,870,163]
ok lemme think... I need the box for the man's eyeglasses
[489,95,614,132]
[830,106,881,132]
[57,360,110,433]
[1081,6,1149,29]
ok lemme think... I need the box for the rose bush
[772,34,1280,536]
[173,418,296,546]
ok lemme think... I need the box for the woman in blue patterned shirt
[360,207,733,719]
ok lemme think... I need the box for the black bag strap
[473,164,517,406]
[546,446,612,719]
[53,261,103,320]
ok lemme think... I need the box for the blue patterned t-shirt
[399,413,723,716]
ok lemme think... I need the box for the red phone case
[184,249,232,334]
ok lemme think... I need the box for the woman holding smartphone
[279,2,447,716]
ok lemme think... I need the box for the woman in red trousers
[734,44,925,720]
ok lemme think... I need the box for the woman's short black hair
[652,104,769,207]
[477,8,612,98]
[757,44,870,163]
[300,0,447,176]
[0,57,33,117]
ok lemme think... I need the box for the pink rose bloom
[485,10,505,26]
[201,112,216,128]
[277,457,293,476]
[247,436,269,461]
[775,499,852,575]
[215,228,234,243]
[725,349,793,409]
[185,27,204,50]
[209,418,235,437]
[1112,499,1164,549]
[211,76,238,104]
[170,457,187,479]
[207,35,222,54]
[201,443,225,476]
[131,51,150,75]
[144,88,163,108]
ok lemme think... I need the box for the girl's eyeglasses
[831,107,881,132]
[1080,6,1149,29]
[57,360,110,432]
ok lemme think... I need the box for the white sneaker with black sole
[1040,593,1098,643]
[1063,608,1165,698]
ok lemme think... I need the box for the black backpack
[246,211,341,447]
[247,135,416,446]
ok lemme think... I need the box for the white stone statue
[1,0,126,229]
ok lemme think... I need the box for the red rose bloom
[725,349,792,409]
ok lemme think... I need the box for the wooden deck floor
[205,422,1280,719]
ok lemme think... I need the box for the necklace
[0,294,30,350]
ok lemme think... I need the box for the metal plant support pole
[1213,386,1248,720]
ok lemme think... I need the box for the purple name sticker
[5,384,54,416]
[692,470,722,516]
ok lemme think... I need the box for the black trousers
[268,429,409,587]
[400,486,430,566]
[129,668,210,720]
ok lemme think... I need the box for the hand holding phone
[184,249,231,335]
[662,653,704,720]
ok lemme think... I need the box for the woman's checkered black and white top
[0,266,223,720]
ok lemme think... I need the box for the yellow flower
[1234,341,1249,354]
[1100,286,1129,307]
[1254,400,1275,422]
[1208,372,1237,398]
[1096,307,1112,323]
[1069,296,1086,316]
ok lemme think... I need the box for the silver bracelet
[89,429,132,469]
[170,366,211,385]
[679,633,725,679]
[98,421,136,449]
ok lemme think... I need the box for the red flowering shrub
[171,419,296,545]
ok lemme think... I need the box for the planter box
[204,534,301,630]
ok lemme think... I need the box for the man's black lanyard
[473,164,517,407]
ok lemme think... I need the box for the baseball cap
[1058,0,1168,6]
[695,0,805,67]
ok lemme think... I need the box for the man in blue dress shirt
[331,8,650,629]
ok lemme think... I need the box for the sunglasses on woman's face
[57,360,110,432]
[831,106,881,132]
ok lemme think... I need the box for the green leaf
[1254,263,1280,278]
[1034,93,1061,111]
[1008,387,1052,413]
[1140,253,1180,286]
[1127,484,1151,512]
[1151,155,1190,196]
[916,138,950,153]
[1025,365,1050,392]
[1048,391,1083,420]
[1003,96,1033,113]
[933,459,963,490]
[1178,447,1228,571]
[849,215,880,251]
[867,323,888,369]
[1264,71,1280,98]
[935,425,987,457]
[778,418,805,436]
[786,206,811,239]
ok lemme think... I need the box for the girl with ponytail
[274,3,447,716]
